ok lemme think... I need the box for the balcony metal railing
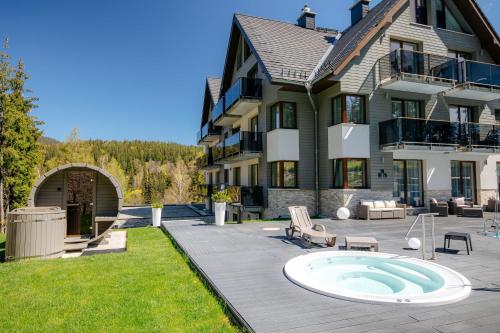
[197,121,221,143]
[227,185,264,206]
[224,78,262,112]
[379,117,500,149]
[213,131,263,161]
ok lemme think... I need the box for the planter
[214,202,226,226]
[152,207,162,227]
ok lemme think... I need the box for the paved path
[117,205,203,228]
[163,215,500,333]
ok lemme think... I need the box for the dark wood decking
[163,215,500,333]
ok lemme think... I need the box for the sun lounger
[287,206,336,247]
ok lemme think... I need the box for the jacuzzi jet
[284,251,471,306]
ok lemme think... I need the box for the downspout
[303,37,338,217]
[305,82,320,216]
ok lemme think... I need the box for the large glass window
[434,0,470,33]
[270,102,297,130]
[392,99,423,118]
[271,161,297,188]
[249,164,258,187]
[333,159,367,189]
[451,161,476,202]
[233,167,241,186]
[393,160,424,207]
[331,95,365,125]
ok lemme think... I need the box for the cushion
[361,201,374,209]
[374,201,385,209]
[455,197,465,206]
[431,198,438,204]
[385,200,397,208]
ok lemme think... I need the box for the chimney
[297,4,316,30]
[350,0,370,26]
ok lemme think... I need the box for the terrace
[379,117,500,152]
[213,131,263,163]
[379,50,500,101]
[164,214,500,332]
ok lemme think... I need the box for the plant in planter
[151,202,163,227]
[211,190,231,226]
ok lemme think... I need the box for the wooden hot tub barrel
[6,207,66,261]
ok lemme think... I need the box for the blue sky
[1,0,498,145]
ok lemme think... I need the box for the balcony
[227,185,264,207]
[213,78,262,126]
[197,121,221,145]
[379,49,456,94]
[445,60,500,101]
[214,131,263,163]
[379,117,500,152]
[200,150,221,170]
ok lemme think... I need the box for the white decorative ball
[408,238,421,250]
[336,207,350,220]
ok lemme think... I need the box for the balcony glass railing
[200,150,214,168]
[380,50,500,89]
[213,132,263,161]
[197,121,221,143]
[379,117,500,149]
[227,185,263,206]
[212,97,225,122]
[380,49,458,82]
[224,78,262,111]
[460,60,500,88]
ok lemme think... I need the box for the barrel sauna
[6,207,66,261]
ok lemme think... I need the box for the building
[196,0,500,221]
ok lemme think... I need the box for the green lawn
[0,228,240,333]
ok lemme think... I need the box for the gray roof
[313,0,402,81]
[207,77,222,104]
[235,13,338,84]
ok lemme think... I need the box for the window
[249,164,259,187]
[271,161,297,188]
[497,162,500,192]
[333,159,367,189]
[249,116,258,133]
[224,169,229,185]
[434,0,470,33]
[447,50,472,61]
[331,95,365,125]
[415,0,428,25]
[270,102,297,130]
[449,105,473,123]
[393,160,424,207]
[392,99,423,118]
[451,161,476,202]
[233,167,241,186]
[496,110,500,122]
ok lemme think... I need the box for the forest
[40,130,205,205]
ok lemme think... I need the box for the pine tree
[0,46,43,229]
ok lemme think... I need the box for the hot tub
[284,252,471,306]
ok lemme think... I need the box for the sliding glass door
[393,160,424,207]
[451,161,476,202]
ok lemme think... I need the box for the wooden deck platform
[163,215,500,333]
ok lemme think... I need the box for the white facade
[328,124,370,159]
[266,129,300,162]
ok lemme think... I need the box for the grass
[0,228,241,333]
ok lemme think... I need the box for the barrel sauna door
[66,171,95,236]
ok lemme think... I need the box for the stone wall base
[264,189,315,219]
[320,189,393,218]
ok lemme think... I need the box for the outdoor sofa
[448,197,473,215]
[357,200,406,220]
[429,198,449,217]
